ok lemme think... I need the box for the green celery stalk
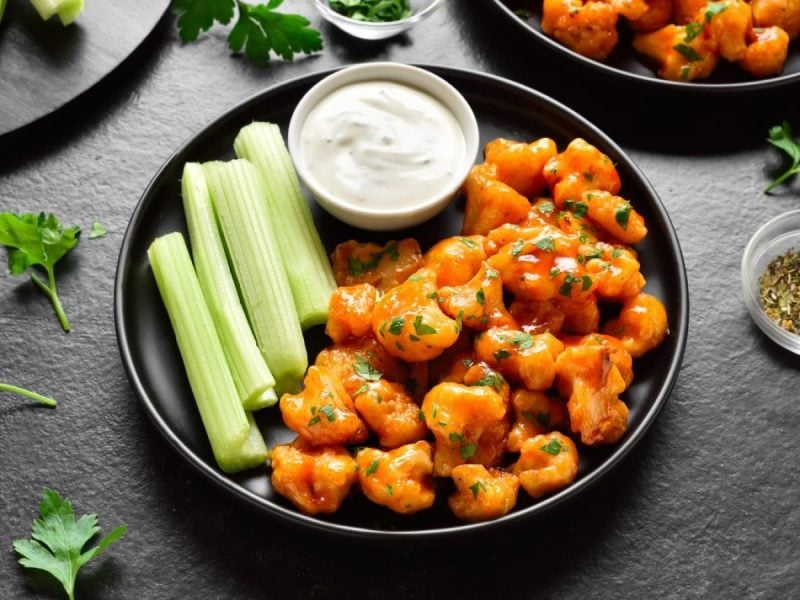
[1,0,8,26]
[203,159,307,393]
[181,163,276,411]
[29,0,84,25]
[148,232,267,473]
[234,122,335,329]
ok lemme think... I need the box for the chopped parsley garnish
[354,384,370,396]
[510,239,525,258]
[449,432,465,443]
[386,241,400,261]
[485,267,499,279]
[469,480,487,499]
[365,460,380,476]
[559,273,592,297]
[540,438,567,455]
[470,370,504,391]
[319,404,336,422]
[458,237,478,249]
[418,409,426,422]
[353,354,382,381]
[475,288,486,305]
[535,237,555,252]
[330,0,412,22]
[386,484,393,496]
[615,203,632,230]
[460,443,478,459]
[493,349,511,361]
[684,21,704,42]
[611,247,623,259]
[565,199,588,217]
[413,315,437,335]
[538,201,555,215]
[509,332,534,350]
[673,42,703,62]
[704,1,728,21]
[455,310,464,333]
[388,317,405,335]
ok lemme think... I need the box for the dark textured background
[1,1,799,598]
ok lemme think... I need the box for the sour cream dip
[297,80,466,212]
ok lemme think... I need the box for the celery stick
[203,159,308,393]
[0,0,7,26]
[234,122,335,330]
[182,163,276,411]
[148,232,268,473]
[29,0,84,25]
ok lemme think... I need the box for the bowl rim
[114,63,689,540]
[287,61,480,225]
[313,0,444,27]
[741,208,800,354]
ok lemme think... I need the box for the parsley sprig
[14,489,127,600]
[330,0,411,22]
[173,0,323,63]
[0,212,81,332]
[764,121,800,193]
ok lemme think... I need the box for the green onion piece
[234,122,335,329]
[181,163,276,411]
[203,159,307,393]
[148,232,267,473]
[29,0,84,25]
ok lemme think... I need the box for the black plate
[0,0,170,138]
[114,65,689,539]
[489,0,800,95]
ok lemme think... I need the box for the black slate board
[0,0,170,138]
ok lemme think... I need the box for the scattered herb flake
[388,316,405,335]
[469,480,487,499]
[413,314,437,335]
[460,443,478,459]
[535,237,555,252]
[365,460,380,476]
[354,355,382,381]
[493,349,511,361]
[673,42,703,62]
[615,203,632,230]
[475,288,486,305]
[540,438,566,455]
[88,222,107,240]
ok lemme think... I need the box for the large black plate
[489,0,800,95]
[114,65,689,539]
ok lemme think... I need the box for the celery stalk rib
[234,122,335,330]
[148,232,267,473]
[203,159,308,393]
[29,0,84,24]
[181,163,276,411]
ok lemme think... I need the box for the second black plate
[115,65,689,539]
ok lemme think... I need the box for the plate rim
[486,0,800,96]
[113,63,690,539]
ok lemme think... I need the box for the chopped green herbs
[460,443,478,459]
[684,21,704,42]
[470,370,504,392]
[388,317,405,335]
[535,237,555,252]
[458,237,478,249]
[365,459,380,476]
[413,315,437,335]
[673,42,703,62]
[493,349,511,361]
[475,288,486,305]
[353,355,382,381]
[759,248,800,333]
[330,0,411,22]
[88,222,107,239]
[704,1,727,21]
[565,199,588,217]
[615,203,632,230]
[540,438,567,455]
[559,273,592,297]
[538,201,555,215]
[469,480,487,499]
[764,121,800,193]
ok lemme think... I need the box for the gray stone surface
[1,2,799,599]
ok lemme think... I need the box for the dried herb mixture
[759,249,800,334]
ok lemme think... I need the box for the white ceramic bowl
[741,208,800,354]
[288,62,480,231]
[313,0,444,40]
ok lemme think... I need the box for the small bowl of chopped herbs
[314,0,443,40]
[742,209,800,354]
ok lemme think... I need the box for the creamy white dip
[298,80,466,211]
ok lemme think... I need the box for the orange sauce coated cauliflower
[556,335,633,445]
[462,163,531,236]
[448,465,520,522]
[541,0,620,60]
[474,328,565,391]
[421,382,508,477]
[437,261,518,332]
[543,138,622,206]
[603,292,669,357]
[506,389,569,452]
[423,235,487,287]
[483,137,558,197]
[739,26,790,76]
[315,337,409,397]
[279,366,368,446]
[372,268,460,362]
[512,432,580,498]
[356,441,435,514]
[353,379,428,448]
[331,239,423,291]
[325,283,377,344]
[270,438,357,515]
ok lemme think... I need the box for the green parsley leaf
[319,404,336,422]
[229,0,323,63]
[365,459,380,476]
[509,332,534,350]
[538,201,555,215]
[475,288,486,306]
[88,222,107,240]
[460,442,478,459]
[615,203,632,230]
[353,355,382,381]
[0,212,81,332]
[330,0,412,22]
[673,42,703,62]
[0,383,57,407]
[385,241,400,261]
[413,315,437,335]
[565,199,588,217]
[611,247,623,259]
[540,438,566,455]
[173,0,236,42]
[470,370,504,392]
[386,483,394,496]
[458,237,478,249]
[485,267,499,279]
[493,349,511,361]
[14,488,127,600]
[704,1,727,21]
[535,237,555,252]
[388,317,405,335]
[764,121,800,193]
[449,432,465,443]
[510,239,525,258]
[684,21,704,42]
[469,480,487,499]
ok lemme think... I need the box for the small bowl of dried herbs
[314,0,443,40]
[742,209,800,354]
